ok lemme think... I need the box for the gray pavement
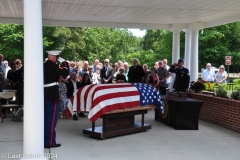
[1,110,240,160]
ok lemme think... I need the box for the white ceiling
[0,0,240,29]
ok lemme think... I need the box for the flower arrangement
[190,80,206,91]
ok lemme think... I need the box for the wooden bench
[0,90,23,123]
[83,105,156,139]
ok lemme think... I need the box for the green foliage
[0,24,24,62]
[215,86,228,98]
[199,22,240,72]
[126,50,157,66]
[190,80,206,91]
[231,91,240,100]
[1,21,240,70]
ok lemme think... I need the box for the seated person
[116,67,126,83]
[80,73,92,87]
[66,72,85,120]
[146,67,159,89]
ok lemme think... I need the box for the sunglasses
[220,68,224,69]
[105,62,109,63]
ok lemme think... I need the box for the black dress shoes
[78,112,86,117]
[73,114,78,120]
[44,143,61,148]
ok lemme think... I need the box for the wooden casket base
[83,105,155,139]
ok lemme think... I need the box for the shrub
[215,86,227,98]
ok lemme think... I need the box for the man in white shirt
[201,63,215,82]
[163,59,171,87]
[4,61,10,78]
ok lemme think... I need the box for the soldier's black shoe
[78,112,86,117]
[44,143,61,148]
[73,114,78,120]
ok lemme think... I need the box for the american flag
[65,83,162,122]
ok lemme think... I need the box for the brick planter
[188,92,240,133]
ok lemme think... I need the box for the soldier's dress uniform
[44,51,68,148]
[169,60,190,92]
[173,67,190,92]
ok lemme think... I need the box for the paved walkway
[1,111,240,160]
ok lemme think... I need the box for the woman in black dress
[116,67,126,83]
[7,61,19,89]
[80,73,92,87]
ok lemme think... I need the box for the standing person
[154,62,159,69]
[58,76,68,118]
[201,63,215,82]
[123,62,129,82]
[95,65,101,84]
[100,59,113,84]
[66,72,85,120]
[74,63,80,73]
[143,64,151,83]
[4,61,11,78]
[215,65,227,84]
[112,64,118,83]
[88,66,98,84]
[163,59,171,88]
[0,54,6,76]
[128,58,145,83]
[146,67,159,89]
[7,61,19,89]
[167,63,178,92]
[44,51,69,148]
[78,61,89,78]
[92,59,99,73]
[169,59,190,92]
[15,59,22,70]
[157,60,168,95]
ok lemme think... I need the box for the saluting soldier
[169,59,190,92]
[44,51,69,148]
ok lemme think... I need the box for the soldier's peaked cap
[47,50,61,56]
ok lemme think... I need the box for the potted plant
[189,80,206,93]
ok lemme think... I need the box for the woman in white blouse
[215,65,227,84]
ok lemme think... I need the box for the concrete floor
[1,110,240,160]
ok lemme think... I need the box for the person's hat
[178,59,184,63]
[47,50,61,56]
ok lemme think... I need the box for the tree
[53,27,85,61]
[0,24,24,62]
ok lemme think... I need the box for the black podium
[155,94,203,130]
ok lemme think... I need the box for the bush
[230,91,239,100]
[215,86,228,98]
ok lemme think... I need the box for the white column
[171,29,180,64]
[22,0,46,160]
[190,30,199,82]
[183,29,191,72]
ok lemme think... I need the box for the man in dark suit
[66,72,85,120]
[100,59,113,84]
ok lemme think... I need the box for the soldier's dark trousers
[44,101,59,147]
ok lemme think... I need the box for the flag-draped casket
[65,83,163,122]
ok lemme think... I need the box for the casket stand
[83,105,156,139]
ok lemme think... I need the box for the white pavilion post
[183,29,191,71]
[190,29,199,82]
[171,29,180,64]
[22,0,46,159]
